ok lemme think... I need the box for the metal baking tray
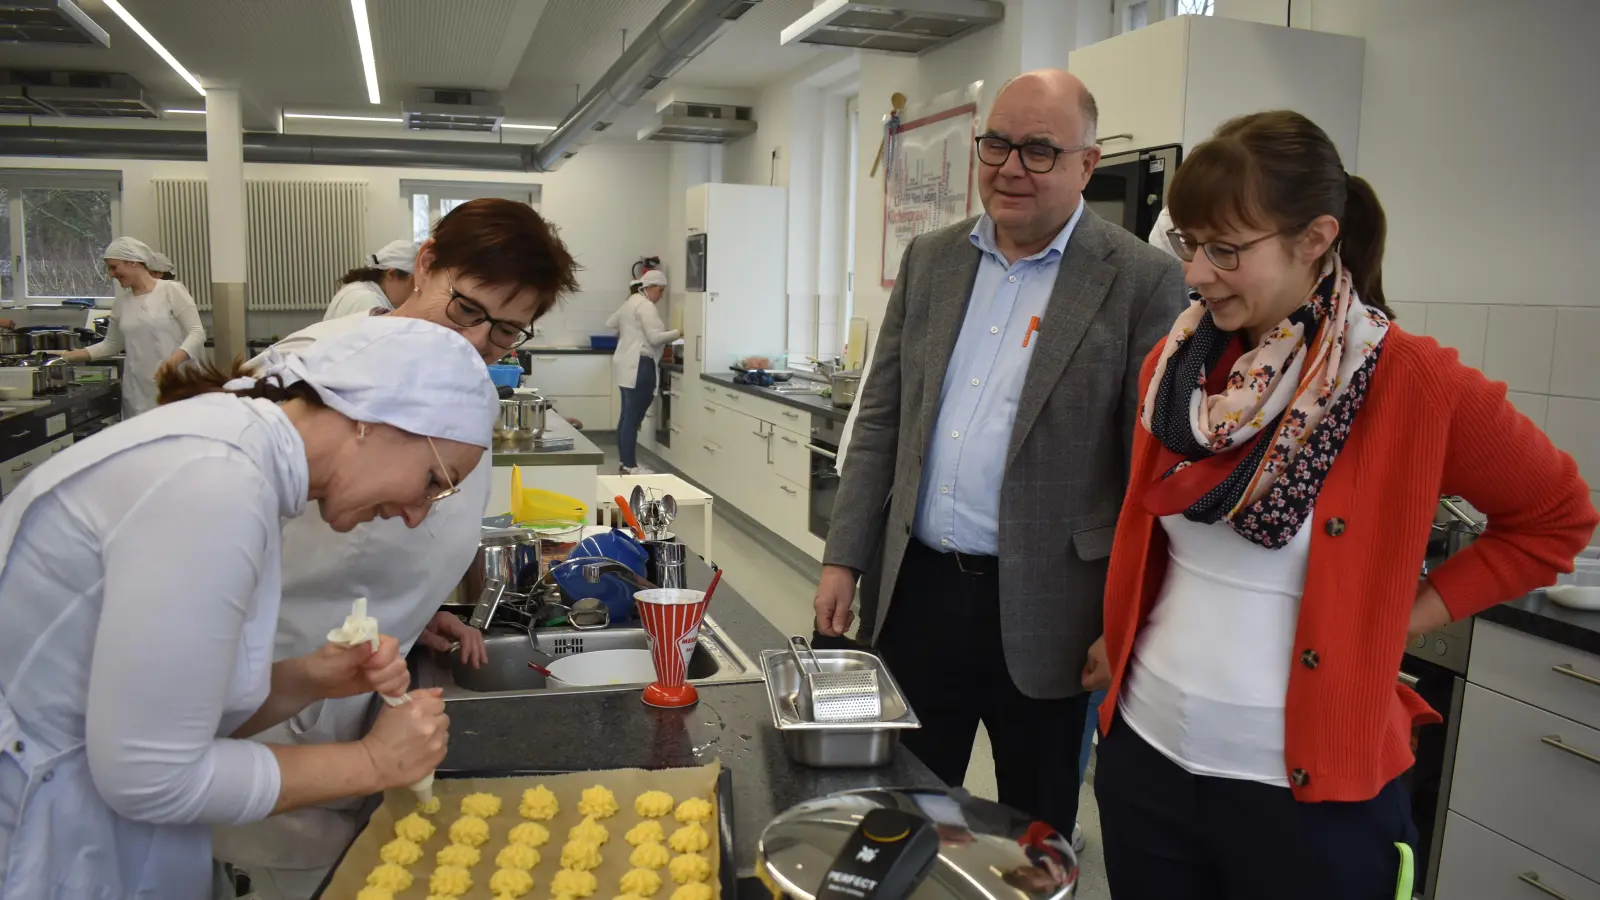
[760,648,920,768]
[309,767,736,900]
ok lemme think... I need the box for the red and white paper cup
[635,588,709,705]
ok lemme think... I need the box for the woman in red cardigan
[1079,110,1597,900]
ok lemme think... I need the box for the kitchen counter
[699,371,850,424]
[1479,589,1600,655]
[434,553,940,878]
[522,345,610,355]
[0,380,119,424]
[491,413,606,467]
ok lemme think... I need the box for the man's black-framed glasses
[974,134,1092,174]
[446,284,535,349]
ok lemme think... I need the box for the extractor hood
[403,88,505,133]
[0,0,109,47]
[637,101,755,144]
[779,0,1002,55]
[1,71,158,118]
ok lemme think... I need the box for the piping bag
[326,597,436,806]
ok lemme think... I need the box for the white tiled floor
[601,437,1113,898]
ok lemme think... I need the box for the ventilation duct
[780,0,1002,55]
[0,126,540,171]
[0,0,108,47]
[529,0,759,172]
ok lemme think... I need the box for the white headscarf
[103,236,155,266]
[638,269,668,287]
[225,317,498,449]
[370,240,420,274]
[148,251,176,275]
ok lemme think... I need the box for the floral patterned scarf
[1137,254,1390,549]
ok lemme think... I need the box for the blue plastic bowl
[551,529,649,624]
[487,363,523,389]
[590,334,619,351]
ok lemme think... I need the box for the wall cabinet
[1068,15,1365,159]
[682,183,787,375]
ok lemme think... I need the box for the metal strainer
[787,635,882,723]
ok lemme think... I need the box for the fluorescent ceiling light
[501,123,557,131]
[101,0,205,96]
[165,108,206,115]
[284,112,402,123]
[350,0,381,104]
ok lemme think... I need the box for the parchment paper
[322,762,723,900]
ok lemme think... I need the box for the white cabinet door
[525,354,610,397]
[1067,16,1188,152]
[1434,813,1600,900]
[547,396,611,433]
[681,294,706,377]
[771,427,809,488]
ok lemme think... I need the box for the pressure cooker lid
[756,788,1077,900]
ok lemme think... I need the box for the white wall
[0,142,671,344]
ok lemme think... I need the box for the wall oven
[808,413,841,541]
[1400,616,1473,899]
[1084,143,1181,240]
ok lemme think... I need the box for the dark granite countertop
[0,380,120,424]
[521,345,610,355]
[1479,589,1600,656]
[436,553,939,877]
[699,371,850,424]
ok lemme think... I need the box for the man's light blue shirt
[912,199,1085,556]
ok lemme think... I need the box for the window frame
[400,179,541,243]
[0,169,123,307]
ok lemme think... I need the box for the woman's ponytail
[1341,174,1392,318]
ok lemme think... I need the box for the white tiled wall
[1393,301,1600,540]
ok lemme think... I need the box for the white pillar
[205,88,248,366]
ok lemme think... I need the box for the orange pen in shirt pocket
[1022,315,1041,348]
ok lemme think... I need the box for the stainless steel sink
[414,615,763,700]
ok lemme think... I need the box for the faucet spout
[582,561,657,592]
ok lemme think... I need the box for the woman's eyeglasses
[426,436,460,504]
[1164,228,1296,271]
[445,284,535,349]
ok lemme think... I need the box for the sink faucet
[582,561,657,592]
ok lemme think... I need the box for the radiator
[152,179,369,311]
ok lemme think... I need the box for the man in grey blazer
[815,69,1185,833]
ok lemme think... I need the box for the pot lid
[757,788,1077,900]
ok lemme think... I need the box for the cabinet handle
[703,405,715,413]
[50,445,66,454]
[669,425,682,433]
[779,484,797,495]
[703,384,715,393]
[806,443,838,460]
[11,461,32,473]
[665,390,681,398]
[724,391,737,399]
[1518,872,1575,900]
[695,336,702,361]
[535,356,558,361]
[782,410,799,419]
[1398,671,1420,688]
[703,444,718,453]
[1095,133,1134,145]
[781,435,799,445]
[9,430,26,438]
[1552,663,1600,688]
[1540,734,1600,767]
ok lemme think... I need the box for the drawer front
[1471,621,1600,731]
[1435,812,1600,900]
[770,404,806,432]
[543,395,610,432]
[527,355,609,397]
[766,473,808,544]
[0,415,45,463]
[1451,683,1600,880]
[772,428,810,487]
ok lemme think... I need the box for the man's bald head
[994,69,1098,147]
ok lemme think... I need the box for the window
[402,180,540,242]
[1175,0,1214,14]
[0,170,121,305]
[1127,1,1149,31]
[842,94,860,339]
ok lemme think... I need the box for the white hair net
[103,236,155,266]
[370,240,420,274]
[228,317,498,449]
[149,251,176,275]
[639,269,668,287]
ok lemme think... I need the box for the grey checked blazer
[823,209,1186,699]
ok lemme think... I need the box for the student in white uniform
[212,198,581,899]
[0,316,498,899]
[58,237,208,419]
[606,269,679,474]
[324,240,420,321]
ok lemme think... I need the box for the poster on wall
[880,89,978,288]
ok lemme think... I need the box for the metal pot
[24,330,84,353]
[0,332,31,356]
[494,393,552,442]
[829,370,862,409]
[42,358,73,393]
[756,787,1077,900]
[459,525,542,605]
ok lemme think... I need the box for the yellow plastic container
[509,465,589,526]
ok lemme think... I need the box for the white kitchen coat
[606,293,680,389]
[0,394,305,899]
[322,281,391,322]
[84,280,207,419]
[210,314,491,886]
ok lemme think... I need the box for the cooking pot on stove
[756,788,1077,900]
[0,331,31,356]
[20,328,92,353]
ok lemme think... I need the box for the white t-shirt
[323,281,391,321]
[1118,512,1312,787]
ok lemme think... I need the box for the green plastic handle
[1394,842,1415,900]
